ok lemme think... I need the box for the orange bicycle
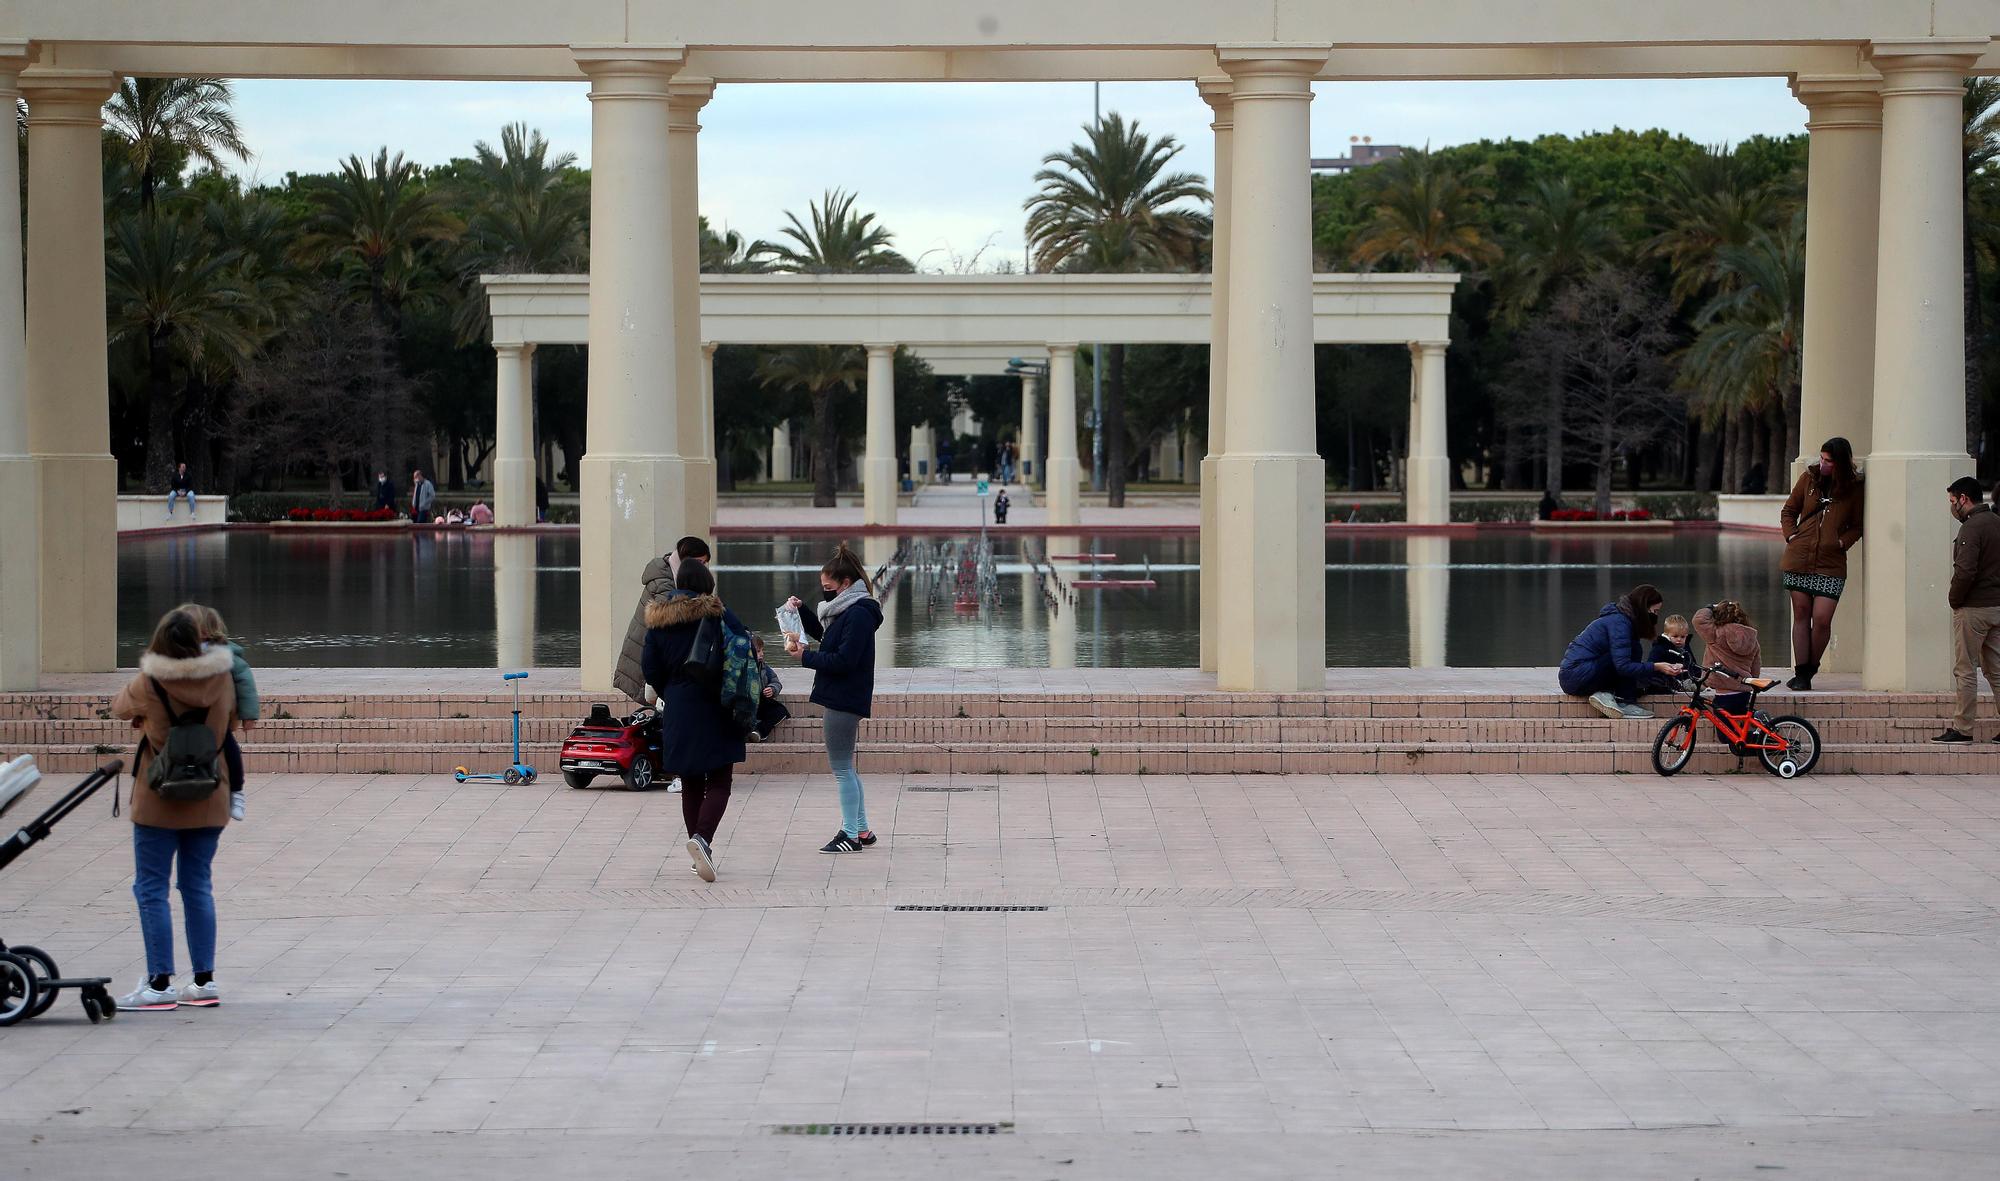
[1651,662,1821,779]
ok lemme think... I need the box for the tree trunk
[1502,419,1524,490]
[1594,430,1614,517]
[811,385,838,508]
[1691,421,1716,493]
[1720,414,1741,495]
[1766,402,1788,494]
[1105,343,1128,508]
[142,328,178,493]
[1543,369,1564,501]
[447,430,466,491]
[1345,409,1359,490]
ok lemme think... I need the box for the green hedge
[228,490,578,524]
[1326,493,1717,525]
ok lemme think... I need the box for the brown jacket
[1950,502,2000,610]
[611,553,677,706]
[1692,607,1762,694]
[1779,469,1864,579]
[109,648,237,830]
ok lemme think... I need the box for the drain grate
[905,785,997,793]
[892,912,1048,920]
[774,1122,1013,1136]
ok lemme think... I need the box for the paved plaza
[3,768,1997,1177]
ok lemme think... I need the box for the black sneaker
[1932,729,1975,744]
[819,832,862,854]
[857,829,878,847]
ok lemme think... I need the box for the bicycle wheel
[1651,715,1697,776]
[1758,715,1822,778]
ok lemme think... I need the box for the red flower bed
[285,507,400,523]
[1549,508,1653,522]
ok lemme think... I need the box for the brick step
[19,739,1995,778]
[2,712,1971,749]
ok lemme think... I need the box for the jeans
[132,823,222,978]
[166,489,196,515]
[824,709,868,837]
[1558,665,1642,703]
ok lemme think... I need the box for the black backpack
[142,678,222,801]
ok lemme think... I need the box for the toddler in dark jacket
[750,635,790,742]
[1647,614,1695,694]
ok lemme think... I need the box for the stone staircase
[2,685,1992,778]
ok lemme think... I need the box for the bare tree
[1513,268,1683,516]
[227,284,415,494]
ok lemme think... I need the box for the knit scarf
[817,582,872,624]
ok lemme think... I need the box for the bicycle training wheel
[1757,715,1822,778]
[1651,715,1696,776]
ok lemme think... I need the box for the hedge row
[227,491,578,524]
[1327,493,1717,524]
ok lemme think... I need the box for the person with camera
[1778,437,1864,691]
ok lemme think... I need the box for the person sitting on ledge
[468,501,493,526]
[1558,583,1684,720]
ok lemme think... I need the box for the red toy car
[559,705,663,790]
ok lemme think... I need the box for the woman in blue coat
[641,559,745,882]
[1558,583,1685,720]
[784,543,883,855]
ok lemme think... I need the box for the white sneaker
[181,979,220,1007]
[1617,702,1654,720]
[666,778,683,794]
[228,792,246,822]
[115,980,180,1011]
[1587,691,1623,720]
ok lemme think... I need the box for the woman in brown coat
[108,608,237,1011]
[1778,436,1863,691]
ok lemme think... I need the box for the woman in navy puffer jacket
[1558,583,1684,720]
[785,543,884,855]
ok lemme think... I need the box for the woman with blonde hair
[785,543,885,854]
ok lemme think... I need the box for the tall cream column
[493,342,537,527]
[1792,76,1883,675]
[1197,76,1233,674]
[669,80,717,538]
[577,49,688,692]
[771,422,792,481]
[1405,535,1450,668]
[493,533,538,668]
[862,344,898,526]
[1406,342,1450,526]
[23,68,118,674]
[0,50,38,688]
[1862,41,1985,692]
[909,423,934,485]
[1214,49,1328,692]
[866,535,898,668]
[1044,345,1082,525]
[1019,373,1041,485]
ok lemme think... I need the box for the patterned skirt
[1782,571,1846,601]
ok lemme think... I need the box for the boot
[1786,661,1818,692]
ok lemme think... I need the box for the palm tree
[103,77,250,212]
[1964,78,2000,467]
[701,216,769,273]
[1024,112,1210,506]
[1644,148,1787,307]
[295,148,464,327]
[105,210,261,491]
[1349,147,1498,273]
[754,189,912,273]
[1681,215,1806,493]
[757,346,865,507]
[1494,177,1622,498]
[450,124,587,343]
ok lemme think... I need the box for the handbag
[683,615,726,687]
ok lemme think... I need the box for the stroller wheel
[80,992,103,1023]
[10,945,60,1019]
[0,953,37,1027]
[83,984,115,1022]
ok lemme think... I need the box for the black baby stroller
[1,759,124,1025]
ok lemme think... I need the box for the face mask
[821,589,838,603]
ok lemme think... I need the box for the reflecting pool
[117,529,1789,669]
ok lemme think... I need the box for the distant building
[1311,139,1403,174]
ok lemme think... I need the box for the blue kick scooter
[455,671,538,785]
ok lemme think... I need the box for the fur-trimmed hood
[646,592,725,629]
[139,647,236,681]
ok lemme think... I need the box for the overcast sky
[228,76,1808,268]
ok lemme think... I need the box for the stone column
[1020,374,1041,485]
[493,533,538,669]
[1048,536,1079,670]
[862,343,898,526]
[668,80,716,538]
[1197,76,1234,674]
[1405,535,1449,668]
[910,422,934,485]
[771,422,792,481]
[1863,40,1986,691]
[576,49,687,692]
[23,68,118,674]
[0,49,38,688]
[1792,76,1883,675]
[493,342,537,527]
[1214,49,1328,692]
[1406,342,1450,526]
[1044,344,1082,526]
[866,535,898,668]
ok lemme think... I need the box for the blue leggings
[823,709,869,837]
